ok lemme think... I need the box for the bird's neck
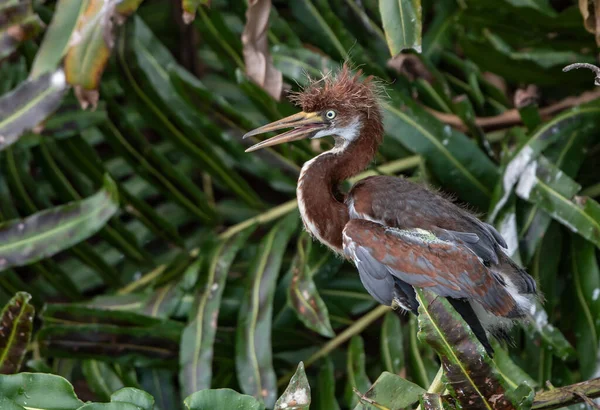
[297,126,381,252]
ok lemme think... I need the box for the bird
[243,64,537,355]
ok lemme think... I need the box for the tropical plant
[1,0,600,409]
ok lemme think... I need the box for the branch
[532,378,600,410]
[425,88,600,132]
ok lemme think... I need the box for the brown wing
[348,175,536,295]
[342,219,520,318]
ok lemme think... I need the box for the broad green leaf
[111,387,155,410]
[236,213,298,407]
[489,105,600,223]
[422,1,457,61]
[180,228,253,396]
[0,0,43,61]
[344,335,371,408]
[184,388,264,410]
[515,155,600,249]
[0,175,118,270]
[30,0,85,78]
[526,300,575,361]
[519,128,590,264]
[569,234,600,378]
[0,396,27,410]
[352,372,425,410]
[381,311,404,374]
[0,292,34,374]
[38,304,182,366]
[0,373,84,409]
[287,234,334,337]
[416,289,528,408]
[142,283,184,319]
[0,69,67,151]
[491,342,538,389]
[313,358,340,410]
[82,360,124,402]
[379,0,422,55]
[275,362,311,410]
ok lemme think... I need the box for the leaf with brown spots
[415,289,533,409]
[274,362,311,410]
[0,292,34,374]
[287,233,335,338]
[242,0,283,101]
[63,0,144,109]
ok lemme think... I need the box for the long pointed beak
[244,111,326,152]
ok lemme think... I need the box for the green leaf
[0,175,118,270]
[344,335,371,408]
[0,292,34,374]
[490,104,600,222]
[184,389,264,410]
[0,70,67,151]
[352,372,425,410]
[180,228,253,396]
[418,393,445,409]
[287,234,335,337]
[119,17,262,208]
[416,289,521,408]
[30,0,85,78]
[0,372,84,409]
[111,387,155,410]
[515,155,600,249]
[139,369,178,410]
[526,299,576,361]
[77,403,142,410]
[381,311,404,374]
[313,358,340,410]
[379,0,422,55]
[569,234,600,378]
[275,362,311,410]
[37,305,182,366]
[236,213,298,407]
[82,360,124,402]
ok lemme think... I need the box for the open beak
[244,111,326,152]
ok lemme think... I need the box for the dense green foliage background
[1,0,600,408]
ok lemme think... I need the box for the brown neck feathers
[297,119,382,251]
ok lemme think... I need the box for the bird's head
[244,64,384,152]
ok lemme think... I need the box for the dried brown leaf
[579,0,600,46]
[241,0,283,101]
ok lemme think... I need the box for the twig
[532,377,600,409]
[563,63,600,86]
[425,88,600,132]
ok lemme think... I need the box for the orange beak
[244,111,326,152]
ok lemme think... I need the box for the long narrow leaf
[0,292,34,374]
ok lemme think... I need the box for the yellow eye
[326,110,336,119]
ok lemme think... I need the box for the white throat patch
[312,116,361,147]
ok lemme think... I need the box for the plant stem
[416,366,445,410]
[532,377,600,410]
[277,305,390,387]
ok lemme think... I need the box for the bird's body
[245,65,537,354]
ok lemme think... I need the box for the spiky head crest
[289,63,383,119]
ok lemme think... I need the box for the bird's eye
[325,110,336,120]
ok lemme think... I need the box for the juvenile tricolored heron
[244,65,537,354]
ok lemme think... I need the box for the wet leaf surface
[0,372,84,409]
[352,371,425,410]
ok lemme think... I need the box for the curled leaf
[242,0,283,100]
